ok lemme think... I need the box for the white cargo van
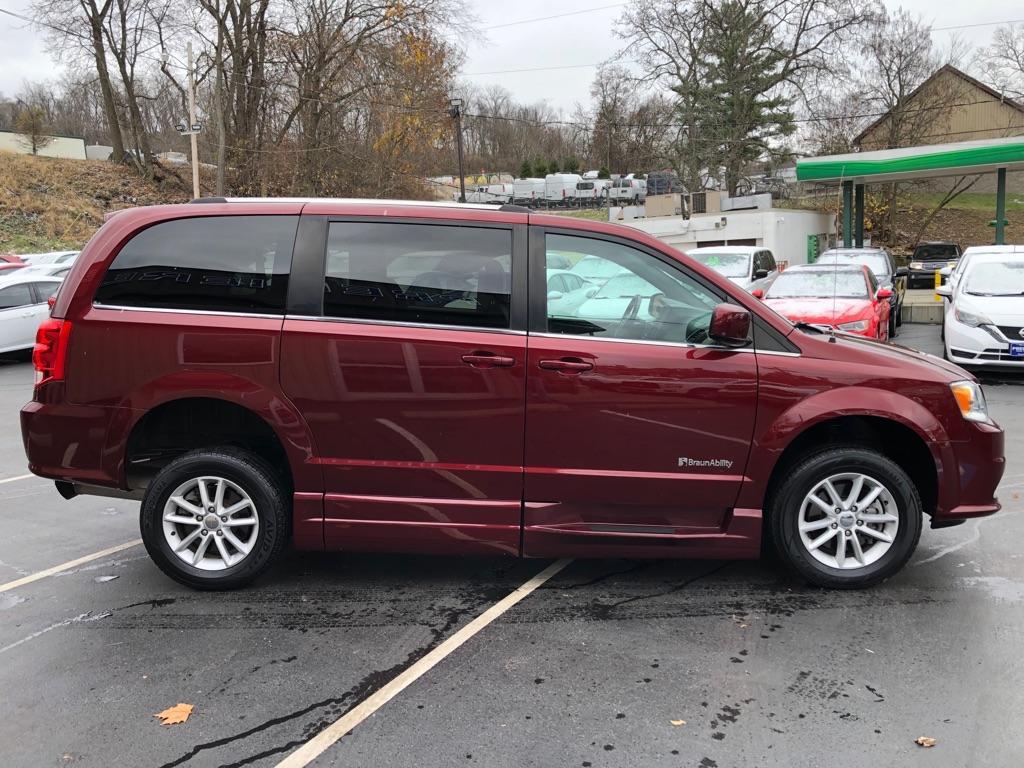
[608,175,647,204]
[544,173,584,206]
[465,183,513,204]
[513,178,545,206]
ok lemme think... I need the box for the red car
[0,254,25,273]
[21,199,1004,590]
[753,264,891,340]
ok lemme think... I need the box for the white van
[544,173,584,206]
[465,183,513,204]
[608,176,647,203]
[572,180,601,205]
[513,178,545,206]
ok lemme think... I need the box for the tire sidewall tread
[769,446,923,589]
[140,447,289,590]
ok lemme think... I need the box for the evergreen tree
[518,159,532,178]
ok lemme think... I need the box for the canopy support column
[854,184,865,247]
[842,180,853,248]
[995,167,1007,245]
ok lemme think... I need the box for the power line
[482,3,625,31]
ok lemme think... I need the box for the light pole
[448,97,466,203]
[167,44,202,199]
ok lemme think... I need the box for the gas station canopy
[795,136,1024,246]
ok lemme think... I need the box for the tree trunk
[89,17,125,161]
[214,29,226,196]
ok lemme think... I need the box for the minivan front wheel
[770,447,922,588]
[140,448,289,590]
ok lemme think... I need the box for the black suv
[815,247,907,338]
[909,241,961,288]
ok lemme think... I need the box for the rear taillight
[33,318,72,386]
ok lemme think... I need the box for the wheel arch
[107,381,322,495]
[744,387,952,524]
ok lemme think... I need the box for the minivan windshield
[767,270,868,299]
[690,251,750,278]
[965,261,1024,296]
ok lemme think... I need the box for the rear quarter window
[94,215,298,314]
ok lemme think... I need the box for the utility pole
[186,41,200,200]
[448,97,466,203]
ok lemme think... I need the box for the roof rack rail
[499,203,532,213]
[189,196,228,204]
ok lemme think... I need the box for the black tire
[895,301,903,328]
[769,447,922,589]
[888,310,897,339]
[140,447,290,590]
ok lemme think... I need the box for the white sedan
[0,273,63,354]
[938,252,1024,368]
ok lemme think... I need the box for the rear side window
[324,222,512,329]
[0,283,33,309]
[94,216,298,314]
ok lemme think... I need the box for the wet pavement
[1,325,1022,767]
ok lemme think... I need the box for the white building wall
[619,208,836,267]
[0,131,87,160]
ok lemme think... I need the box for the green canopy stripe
[797,141,1024,181]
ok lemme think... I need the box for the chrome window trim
[285,313,526,336]
[530,331,800,356]
[92,303,284,320]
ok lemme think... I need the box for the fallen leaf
[915,736,937,748]
[669,719,686,726]
[154,703,194,726]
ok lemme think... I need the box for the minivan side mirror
[877,287,893,300]
[935,284,952,298]
[750,288,765,299]
[753,268,769,279]
[547,290,564,301]
[708,302,752,347]
[895,266,909,277]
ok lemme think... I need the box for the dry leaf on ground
[154,703,194,726]
[669,719,686,726]
[915,736,937,748]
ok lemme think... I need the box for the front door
[281,218,528,555]
[523,230,760,558]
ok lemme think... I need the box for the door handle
[538,358,594,374]
[461,352,515,368]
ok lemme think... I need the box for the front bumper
[933,420,1005,523]
[946,317,1024,367]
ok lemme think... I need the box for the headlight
[954,305,993,327]
[909,261,923,269]
[837,320,868,331]
[950,380,990,423]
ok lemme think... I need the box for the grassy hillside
[0,152,190,253]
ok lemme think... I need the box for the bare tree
[32,0,128,161]
[14,104,55,154]
[978,23,1024,99]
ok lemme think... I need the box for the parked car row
[0,251,78,354]
[463,173,649,208]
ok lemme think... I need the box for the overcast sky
[0,0,1018,109]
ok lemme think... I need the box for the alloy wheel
[797,472,899,570]
[161,476,260,571]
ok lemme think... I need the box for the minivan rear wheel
[140,447,289,590]
[769,447,922,589]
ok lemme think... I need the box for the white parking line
[0,474,35,485]
[0,540,143,593]
[274,558,572,768]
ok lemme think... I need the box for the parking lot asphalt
[2,325,1023,768]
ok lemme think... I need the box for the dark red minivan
[21,199,1005,589]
